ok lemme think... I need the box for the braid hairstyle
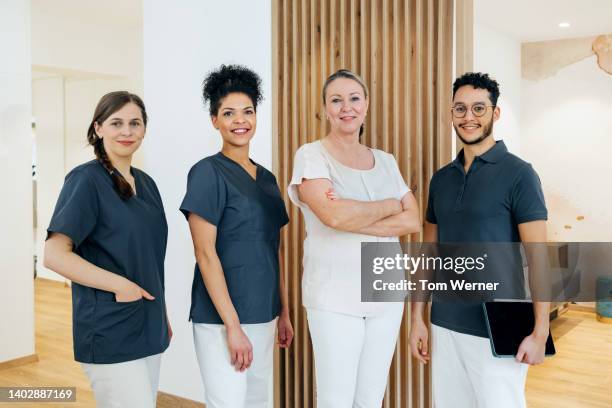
[86,91,148,200]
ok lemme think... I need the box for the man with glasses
[409,72,549,407]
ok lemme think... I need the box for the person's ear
[493,105,501,122]
[211,115,219,129]
[93,122,102,138]
[322,102,330,121]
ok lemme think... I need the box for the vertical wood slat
[403,3,415,406]
[381,0,389,154]
[455,0,474,76]
[349,0,357,71]
[414,1,426,406]
[271,2,281,407]
[299,1,310,405]
[320,0,328,138]
[272,1,454,407]
[339,0,345,68]
[368,0,378,149]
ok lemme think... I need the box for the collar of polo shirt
[453,140,508,171]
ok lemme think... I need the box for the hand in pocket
[114,278,155,303]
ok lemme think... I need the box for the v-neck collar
[217,152,261,182]
[118,167,139,196]
[97,160,139,197]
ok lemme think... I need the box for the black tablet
[483,301,556,358]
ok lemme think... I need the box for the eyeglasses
[451,103,495,118]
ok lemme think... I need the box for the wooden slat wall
[272,1,454,407]
[455,0,474,76]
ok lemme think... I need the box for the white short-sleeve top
[288,140,411,317]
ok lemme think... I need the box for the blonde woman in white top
[288,69,421,408]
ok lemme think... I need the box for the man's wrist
[532,327,549,341]
[411,313,425,325]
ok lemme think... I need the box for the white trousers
[431,324,529,408]
[81,353,161,408]
[306,304,404,408]
[193,319,276,408]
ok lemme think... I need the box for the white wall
[473,3,612,243]
[63,78,143,171]
[473,23,522,153]
[31,1,143,94]
[521,56,612,241]
[142,0,273,401]
[0,0,35,363]
[33,75,143,282]
[33,77,65,281]
[31,0,145,281]
[31,0,144,167]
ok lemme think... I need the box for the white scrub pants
[306,304,404,408]
[81,353,161,408]
[431,324,529,408]
[193,319,276,408]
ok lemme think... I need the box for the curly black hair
[202,64,263,116]
[452,72,500,106]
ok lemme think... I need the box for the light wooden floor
[0,278,95,407]
[525,308,612,407]
[1,279,611,407]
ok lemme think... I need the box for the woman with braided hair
[44,91,170,408]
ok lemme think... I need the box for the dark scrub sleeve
[271,173,290,226]
[180,160,227,226]
[425,174,438,224]
[511,164,548,223]
[48,169,98,247]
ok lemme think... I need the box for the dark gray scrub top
[47,160,170,363]
[425,141,548,337]
[180,152,289,324]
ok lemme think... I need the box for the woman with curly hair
[180,64,293,407]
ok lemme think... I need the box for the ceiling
[475,0,612,42]
[29,0,612,47]
[32,0,142,29]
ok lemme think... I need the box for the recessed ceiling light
[559,22,571,28]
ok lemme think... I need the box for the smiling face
[211,92,256,148]
[452,85,500,145]
[324,77,369,136]
[93,102,145,161]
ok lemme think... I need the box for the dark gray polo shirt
[426,140,547,337]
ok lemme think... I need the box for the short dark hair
[452,72,500,106]
[202,64,263,116]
